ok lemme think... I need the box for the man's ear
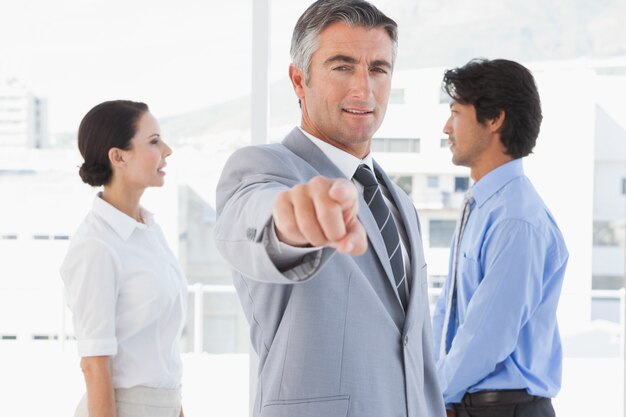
[489,110,505,133]
[108,148,125,168]
[289,64,306,102]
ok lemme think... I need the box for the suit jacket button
[403,335,409,346]
[246,228,257,241]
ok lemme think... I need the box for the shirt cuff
[265,219,322,270]
[77,338,117,357]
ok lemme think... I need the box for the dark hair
[291,0,398,83]
[442,58,543,159]
[77,100,149,186]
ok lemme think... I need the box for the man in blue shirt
[432,58,569,417]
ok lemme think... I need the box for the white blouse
[60,194,187,389]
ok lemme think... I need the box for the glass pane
[429,219,456,248]
[593,220,625,247]
[454,176,470,192]
[390,88,405,104]
[372,138,386,152]
[388,138,414,153]
[391,175,413,196]
[1,2,252,416]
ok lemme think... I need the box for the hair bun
[79,162,111,186]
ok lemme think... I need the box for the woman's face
[118,112,172,189]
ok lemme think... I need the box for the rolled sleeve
[61,238,120,357]
[77,338,118,357]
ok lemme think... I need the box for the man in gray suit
[215,1,445,416]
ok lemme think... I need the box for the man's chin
[451,155,464,167]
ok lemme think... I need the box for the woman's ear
[108,148,125,168]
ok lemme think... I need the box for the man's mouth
[343,108,373,115]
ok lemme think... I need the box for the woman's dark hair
[442,58,543,159]
[77,100,149,186]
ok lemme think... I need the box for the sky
[0,0,410,135]
[0,0,255,133]
[2,0,623,135]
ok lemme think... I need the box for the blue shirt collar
[471,159,524,208]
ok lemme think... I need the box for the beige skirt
[74,386,182,417]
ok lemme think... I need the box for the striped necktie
[440,190,474,357]
[353,164,408,310]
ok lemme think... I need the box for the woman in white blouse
[60,100,187,417]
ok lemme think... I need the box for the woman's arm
[80,356,116,417]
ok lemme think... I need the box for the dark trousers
[454,393,555,417]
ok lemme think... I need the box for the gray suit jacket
[215,128,445,417]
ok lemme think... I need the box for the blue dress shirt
[432,158,569,405]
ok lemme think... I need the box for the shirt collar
[471,158,524,208]
[298,127,374,178]
[92,192,154,241]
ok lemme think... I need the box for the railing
[6,286,626,356]
[428,287,626,352]
[184,286,626,356]
[58,284,236,353]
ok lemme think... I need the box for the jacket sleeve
[214,145,336,284]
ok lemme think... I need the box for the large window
[389,88,406,104]
[593,274,625,290]
[454,176,470,192]
[1,2,253,416]
[390,175,413,196]
[593,220,625,247]
[429,219,456,248]
[427,175,440,188]
[3,0,624,415]
[372,137,420,153]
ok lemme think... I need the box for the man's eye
[371,67,387,74]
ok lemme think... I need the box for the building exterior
[0,77,48,148]
[592,62,626,291]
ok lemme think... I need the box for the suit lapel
[372,161,414,310]
[375,160,425,328]
[355,194,401,307]
[282,128,345,179]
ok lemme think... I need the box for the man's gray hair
[290,0,398,84]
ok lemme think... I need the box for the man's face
[443,101,492,168]
[290,22,393,158]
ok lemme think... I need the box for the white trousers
[74,386,182,417]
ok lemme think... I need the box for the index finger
[328,178,358,210]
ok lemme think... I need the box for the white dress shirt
[267,128,411,293]
[60,194,187,389]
